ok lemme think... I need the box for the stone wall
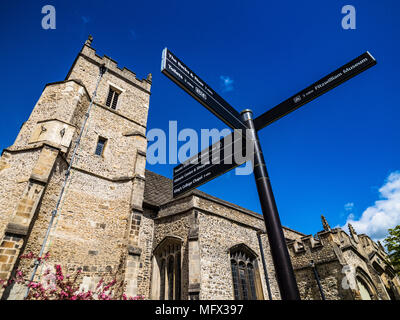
[0,149,41,240]
[136,208,155,298]
[0,234,24,282]
[198,212,269,299]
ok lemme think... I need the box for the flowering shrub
[0,252,144,300]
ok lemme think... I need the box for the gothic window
[247,263,257,299]
[106,87,120,110]
[167,256,174,300]
[231,260,240,299]
[95,136,107,156]
[356,277,373,300]
[175,252,181,300]
[230,245,264,300]
[154,237,182,300]
[159,259,166,300]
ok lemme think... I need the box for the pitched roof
[143,170,174,206]
[143,169,305,237]
[144,169,259,214]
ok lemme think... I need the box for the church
[0,37,399,300]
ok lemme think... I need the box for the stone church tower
[0,36,151,299]
[0,37,399,300]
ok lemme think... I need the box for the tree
[384,225,400,275]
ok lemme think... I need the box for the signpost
[253,51,376,131]
[161,48,377,300]
[161,48,247,130]
[173,131,250,197]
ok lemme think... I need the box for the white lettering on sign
[342,58,368,73]
[178,61,190,75]
[168,52,177,63]
[195,87,207,100]
[314,73,342,91]
[168,64,183,80]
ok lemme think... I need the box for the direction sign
[173,131,252,197]
[161,48,247,130]
[170,51,377,198]
[163,47,377,299]
[253,51,377,131]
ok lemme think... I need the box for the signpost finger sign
[161,48,247,130]
[161,48,377,300]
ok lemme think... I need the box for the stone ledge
[5,223,29,236]
[128,245,142,256]
[131,204,144,212]
[30,173,50,184]
[123,130,146,139]
[188,227,199,241]
[137,150,147,157]
[188,283,200,292]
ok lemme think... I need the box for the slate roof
[143,169,305,237]
[144,169,258,214]
[143,170,174,206]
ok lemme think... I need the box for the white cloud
[220,75,234,92]
[341,171,400,242]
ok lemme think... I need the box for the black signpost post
[161,48,377,300]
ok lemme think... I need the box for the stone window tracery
[230,245,264,300]
[154,237,182,300]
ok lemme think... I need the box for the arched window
[247,263,257,299]
[356,276,373,300]
[153,237,182,300]
[231,260,240,299]
[355,268,377,300]
[175,252,181,300]
[230,245,264,300]
[159,259,166,300]
[167,256,174,300]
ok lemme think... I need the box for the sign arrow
[253,51,377,131]
[161,48,247,130]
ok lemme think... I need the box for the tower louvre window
[106,87,120,110]
[95,136,107,156]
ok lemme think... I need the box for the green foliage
[384,225,400,275]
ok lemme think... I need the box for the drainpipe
[310,260,326,300]
[257,231,273,300]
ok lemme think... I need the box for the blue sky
[0,0,399,239]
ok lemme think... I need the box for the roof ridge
[144,169,304,236]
